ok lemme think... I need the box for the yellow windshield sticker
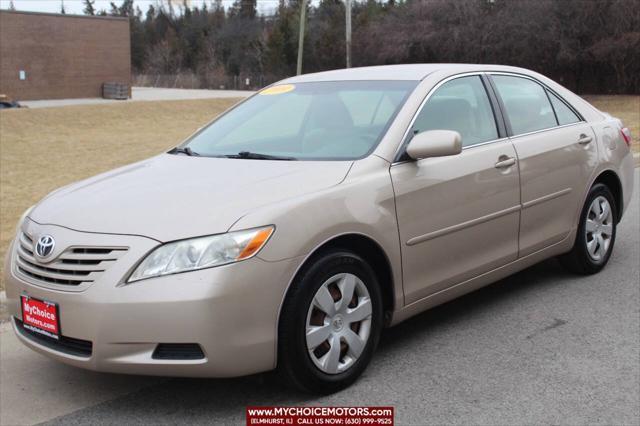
[260,84,295,95]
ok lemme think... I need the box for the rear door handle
[495,156,516,169]
[578,134,593,145]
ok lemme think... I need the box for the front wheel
[559,183,617,274]
[277,250,383,394]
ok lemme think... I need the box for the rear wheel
[559,183,617,274]
[278,249,383,394]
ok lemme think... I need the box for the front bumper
[4,222,302,378]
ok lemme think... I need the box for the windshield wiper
[225,151,296,161]
[168,146,200,156]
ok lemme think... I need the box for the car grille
[15,232,127,287]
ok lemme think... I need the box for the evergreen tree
[106,0,134,17]
[130,5,146,71]
[83,0,96,15]
[109,2,119,15]
[229,0,257,20]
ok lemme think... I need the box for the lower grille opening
[14,318,93,357]
[152,343,205,360]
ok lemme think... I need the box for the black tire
[277,249,383,394]
[559,183,617,274]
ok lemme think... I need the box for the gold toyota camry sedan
[5,64,635,394]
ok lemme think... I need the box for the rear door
[390,74,521,304]
[489,74,598,257]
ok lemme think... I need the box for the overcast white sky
[0,0,284,15]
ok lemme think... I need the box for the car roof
[282,63,534,83]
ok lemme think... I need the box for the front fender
[229,155,404,309]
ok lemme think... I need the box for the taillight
[620,127,632,147]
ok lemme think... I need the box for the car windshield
[183,80,417,160]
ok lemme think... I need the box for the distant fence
[133,73,282,91]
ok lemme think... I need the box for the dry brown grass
[584,95,640,155]
[0,95,638,291]
[0,98,240,290]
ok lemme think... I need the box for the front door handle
[578,134,593,145]
[495,156,516,169]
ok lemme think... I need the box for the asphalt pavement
[1,170,638,425]
[19,87,253,109]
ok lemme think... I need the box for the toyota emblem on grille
[35,235,55,258]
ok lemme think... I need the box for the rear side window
[547,90,581,125]
[492,75,557,135]
[411,76,498,147]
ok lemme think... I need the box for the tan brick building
[0,10,130,101]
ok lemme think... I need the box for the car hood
[30,154,353,242]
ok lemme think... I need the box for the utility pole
[296,0,308,76]
[345,0,352,68]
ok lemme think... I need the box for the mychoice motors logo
[23,303,56,321]
[35,235,55,258]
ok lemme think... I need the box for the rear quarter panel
[589,118,635,218]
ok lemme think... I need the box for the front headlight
[127,226,274,283]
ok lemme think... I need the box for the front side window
[492,75,557,135]
[184,81,417,160]
[547,90,581,125]
[410,76,498,147]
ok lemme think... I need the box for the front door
[390,75,521,304]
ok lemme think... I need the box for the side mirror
[406,130,462,160]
